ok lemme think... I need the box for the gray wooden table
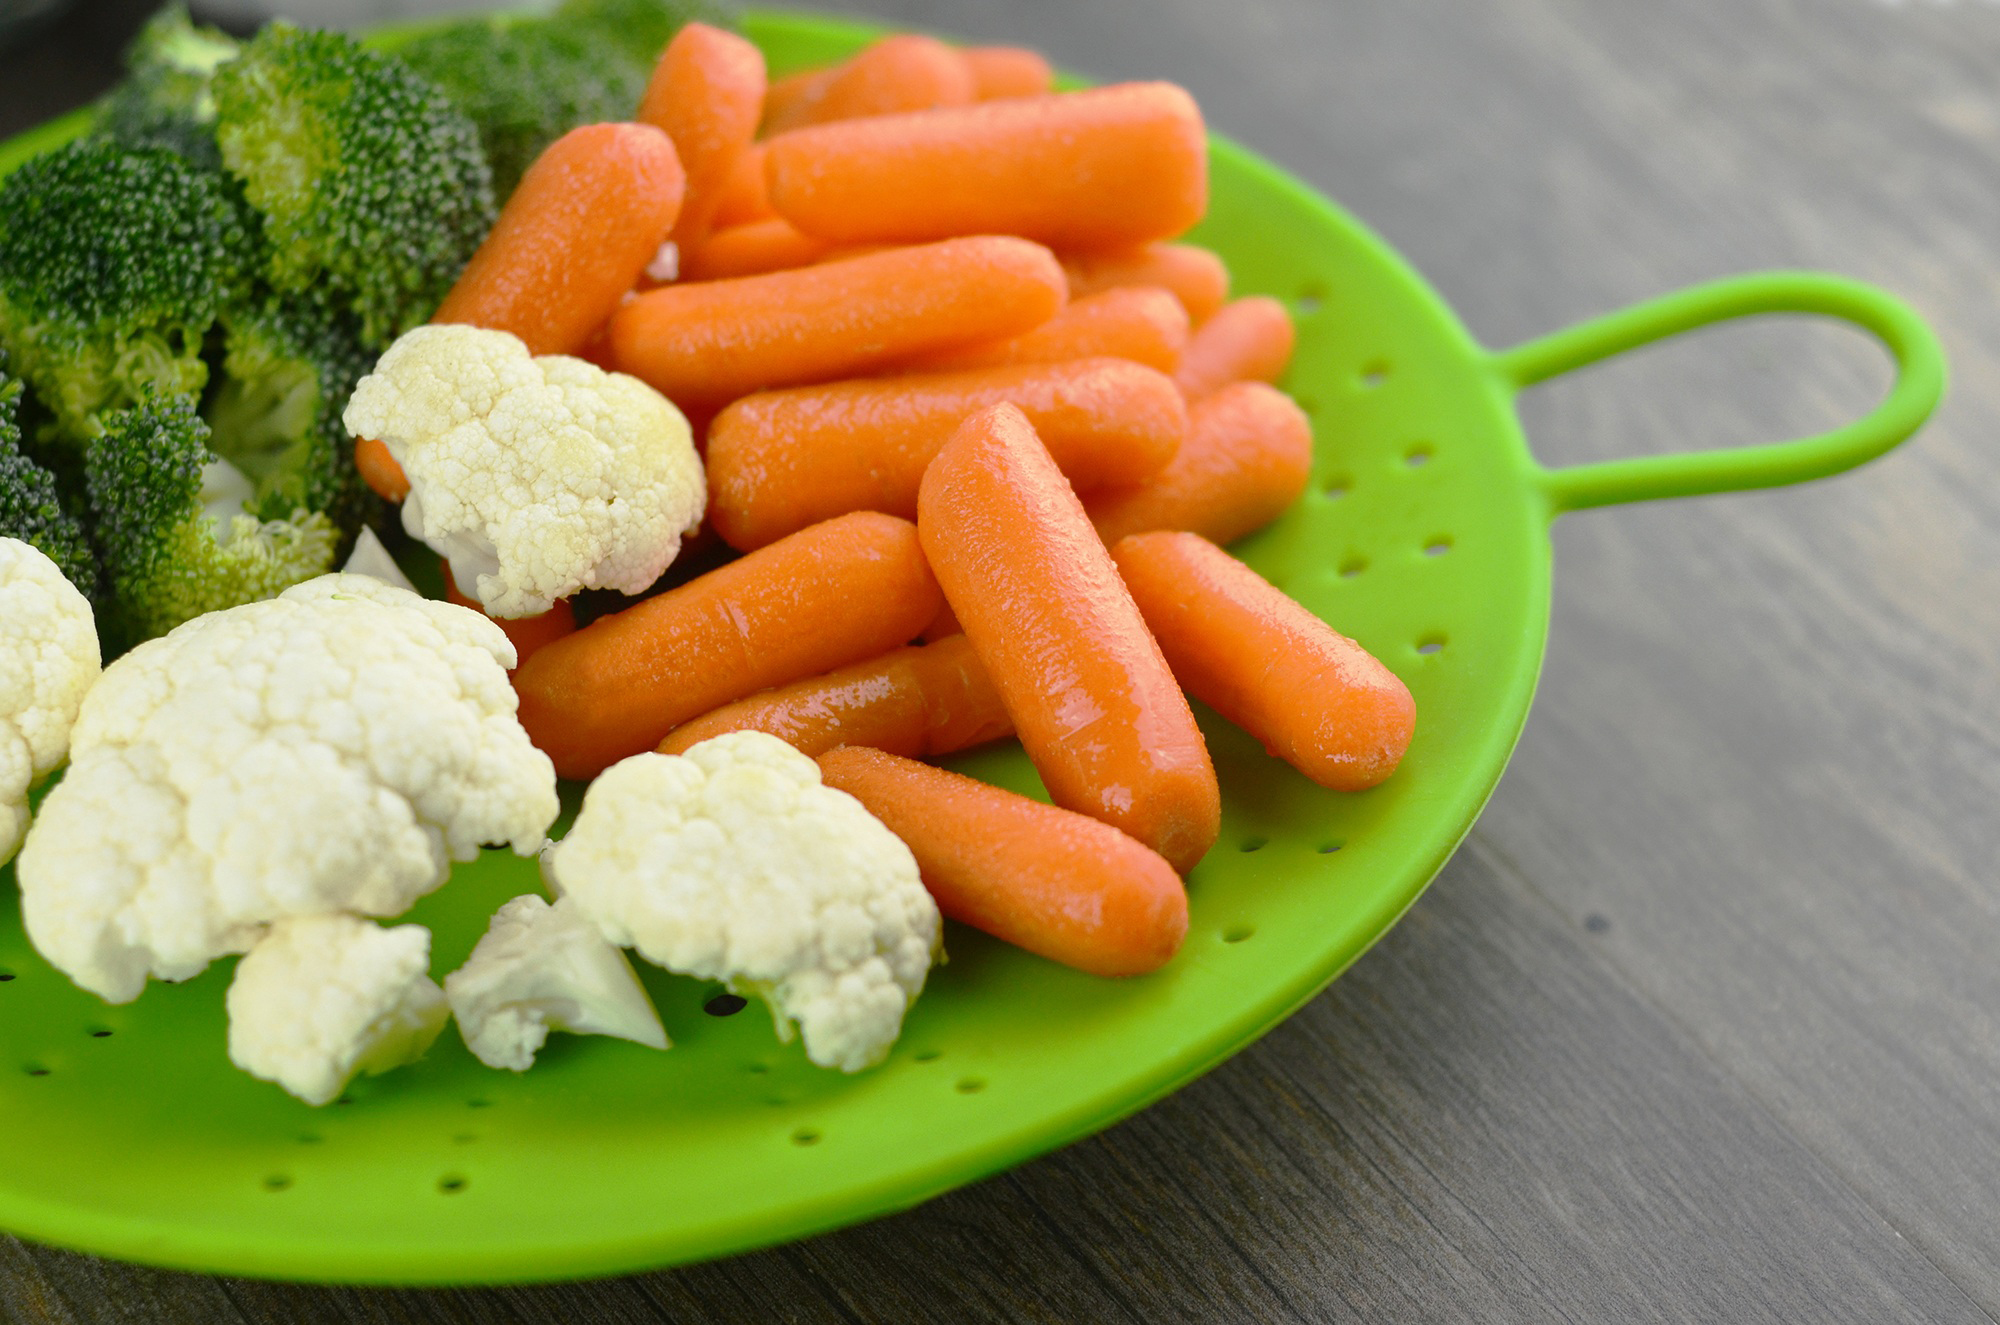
[6,0,1999,1320]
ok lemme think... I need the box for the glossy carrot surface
[819,747,1188,977]
[432,122,685,357]
[901,285,1188,375]
[766,82,1207,249]
[441,562,577,669]
[680,217,836,281]
[1087,381,1313,547]
[1175,295,1296,399]
[1113,531,1415,790]
[513,511,943,779]
[659,632,1011,758]
[706,358,1186,550]
[917,403,1219,873]
[1063,243,1230,325]
[963,46,1054,100]
[797,34,974,126]
[607,235,1067,410]
[709,141,776,228]
[638,23,766,256]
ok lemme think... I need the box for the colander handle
[1489,271,1945,514]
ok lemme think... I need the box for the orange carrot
[440,560,577,669]
[658,632,1011,758]
[963,46,1054,100]
[760,66,831,136]
[899,286,1188,376]
[796,34,974,127]
[680,217,837,281]
[354,437,409,503]
[638,23,766,257]
[1113,531,1415,790]
[766,83,1207,249]
[918,403,1219,873]
[818,747,1187,977]
[1087,382,1312,547]
[710,141,776,228]
[514,511,943,779]
[1175,295,1295,399]
[706,358,1186,550]
[1063,243,1230,325]
[607,235,1067,410]
[920,601,963,643]
[432,123,685,357]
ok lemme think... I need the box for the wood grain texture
[6,0,2000,1320]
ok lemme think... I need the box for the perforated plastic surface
[0,10,1942,1284]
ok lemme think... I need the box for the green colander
[0,10,1944,1285]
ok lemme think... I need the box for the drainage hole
[1223,925,1256,944]
[1405,443,1434,467]
[1338,557,1367,579]
[22,1064,48,1077]
[263,1175,291,1193]
[466,1098,492,1109]
[745,1061,771,1074]
[913,1049,942,1063]
[955,1077,987,1095]
[438,1175,468,1195]
[792,1128,822,1147]
[1296,281,1328,313]
[1323,475,1352,499]
[1359,359,1391,387]
[1240,836,1268,853]
[1318,840,1347,854]
[704,992,748,1017]
[298,1134,322,1145]
[0,972,14,982]
[88,1028,113,1039]
[1417,635,1447,656]
[1423,537,1453,557]
[454,1133,478,1145]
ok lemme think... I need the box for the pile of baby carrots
[355,24,1417,980]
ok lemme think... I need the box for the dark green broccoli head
[212,22,496,351]
[85,390,337,646]
[0,138,258,444]
[553,0,739,69]
[397,16,651,198]
[0,372,95,597]
[94,4,241,170]
[207,287,377,533]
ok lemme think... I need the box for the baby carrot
[918,403,1219,874]
[354,437,409,503]
[709,142,775,228]
[680,218,837,281]
[760,67,831,136]
[1087,381,1313,547]
[796,34,974,127]
[766,82,1207,250]
[920,601,963,643]
[658,632,1011,759]
[607,235,1068,410]
[440,560,577,669]
[706,358,1187,550]
[432,122,686,357]
[1063,243,1230,325]
[513,511,943,779]
[1175,295,1296,400]
[818,747,1187,977]
[963,46,1054,100]
[638,22,766,257]
[899,286,1189,376]
[1113,531,1415,790]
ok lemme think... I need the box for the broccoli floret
[553,0,738,69]
[212,22,496,351]
[0,139,258,444]
[207,287,377,534]
[397,16,651,198]
[85,391,337,646]
[0,373,95,596]
[94,4,241,169]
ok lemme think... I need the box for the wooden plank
[2,1239,249,1325]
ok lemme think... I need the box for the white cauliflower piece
[339,525,418,594]
[445,893,668,1072]
[551,733,941,1073]
[17,572,558,1003]
[0,538,100,865]
[342,324,706,619]
[227,913,449,1106]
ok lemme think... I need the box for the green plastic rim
[0,9,1944,1286]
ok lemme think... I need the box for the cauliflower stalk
[0,538,101,864]
[17,572,558,1004]
[227,913,450,1107]
[445,893,668,1072]
[342,325,705,619]
[550,732,941,1073]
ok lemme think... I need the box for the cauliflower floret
[0,538,100,864]
[339,525,418,594]
[226,913,449,1106]
[445,893,668,1072]
[550,733,941,1073]
[341,324,705,619]
[17,572,558,1003]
